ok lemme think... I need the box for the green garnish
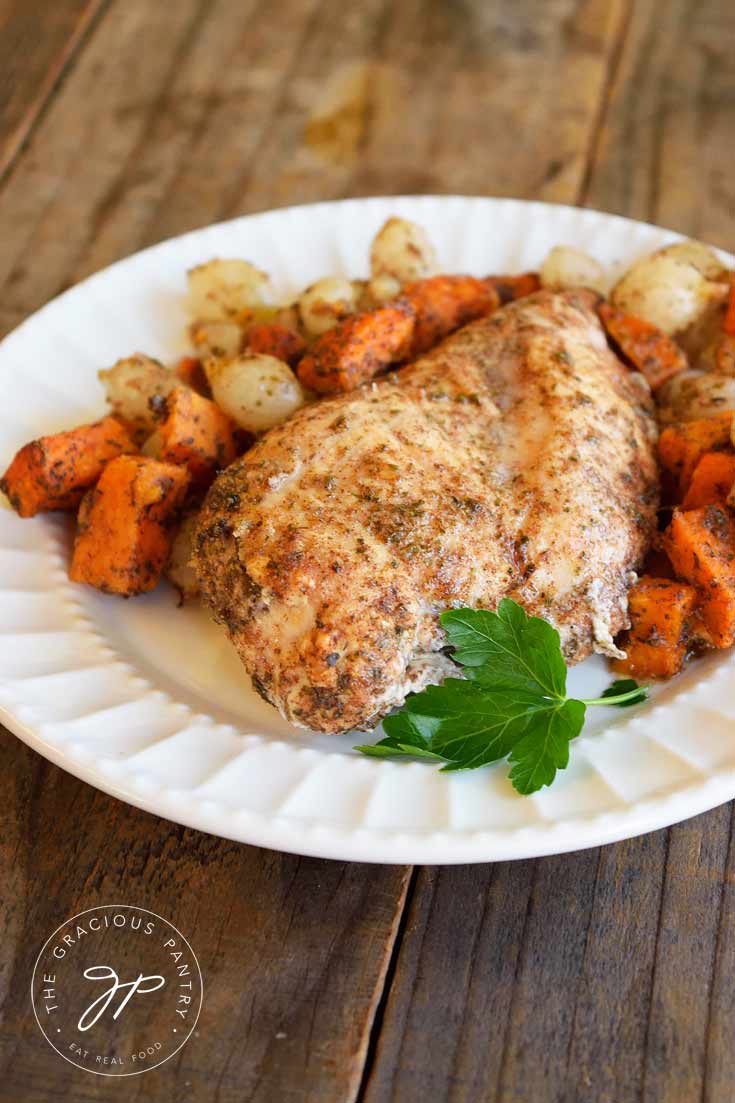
[354,599,648,795]
[597,678,649,707]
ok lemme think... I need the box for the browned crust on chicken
[193,290,658,733]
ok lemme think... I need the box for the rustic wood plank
[0,729,410,1102]
[561,810,733,1103]
[203,0,632,216]
[0,0,364,333]
[583,0,735,250]
[702,812,735,1101]
[0,0,247,334]
[349,0,630,207]
[361,817,735,1103]
[0,0,631,335]
[361,848,606,1102]
[0,0,107,179]
[637,808,732,1103]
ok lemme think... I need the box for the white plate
[2,196,735,864]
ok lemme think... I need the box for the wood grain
[1,0,735,1100]
[361,816,735,1103]
[583,0,735,250]
[0,0,629,335]
[0,731,411,1102]
[0,0,107,180]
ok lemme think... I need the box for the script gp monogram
[32,905,202,1076]
[77,966,166,1031]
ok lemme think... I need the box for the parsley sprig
[354,599,647,795]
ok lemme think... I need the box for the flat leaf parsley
[354,599,648,795]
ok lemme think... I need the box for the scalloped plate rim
[5,704,735,864]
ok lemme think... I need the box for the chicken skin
[193,290,659,733]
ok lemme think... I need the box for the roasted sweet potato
[69,455,190,596]
[598,303,688,390]
[297,301,415,394]
[245,321,307,366]
[402,275,500,357]
[176,356,211,397]
[617,636,684,680]
[681,452,735,509]
[155,386,238,488]
[485,272,541,304]
[664,506,735,647]
[0,416,136,518]
[688,608,716,652]
[615,576,697,679]
[657,413,733,496]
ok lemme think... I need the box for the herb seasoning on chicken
[193,290,659,733]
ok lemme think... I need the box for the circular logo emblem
[31,905,203,1077]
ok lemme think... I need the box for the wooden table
[1,1,734,1099]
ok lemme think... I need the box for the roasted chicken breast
[193,290,659,733]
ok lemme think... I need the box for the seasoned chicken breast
[193,290,658,733]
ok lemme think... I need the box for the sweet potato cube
[614,576,697,678]
[627,576,697,643]
[665,507,735,647]
[402,275,500,357]
[176,356,211,397]
[688,608,716,652]
[69,455,190,596]
[598,303,688,390]
[485,272,541,304]
[0,416,136,517]
[246,322,307,366]
[616,638,681,680]
[156,386,238,488]
[682,452,735,509]
[658,414,733,497]
[297,301,415,394]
